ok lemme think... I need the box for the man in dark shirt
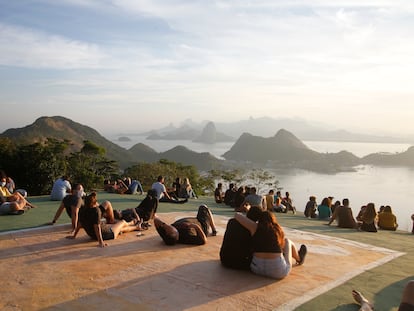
[219,206,262,270]
[155,204,217,245]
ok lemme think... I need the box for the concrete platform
[0,213,403,311]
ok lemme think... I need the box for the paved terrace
[0,193,412,310]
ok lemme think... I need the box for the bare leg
[352,290,374,311]
[282,238,294,268]
[205,207,217,234]
[110,220,142,238]
[101,200,115,224]
[400,280,414,307]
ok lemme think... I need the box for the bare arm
[235,212,257,236]
[94,223,107,248]
[70,198,82,232]
[328,209,338,225]
[191,223,207,244]
[49,202,65,225]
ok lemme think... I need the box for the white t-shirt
[50,178,71,201]
[151,181,166,200]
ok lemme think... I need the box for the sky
[1,0,414,137]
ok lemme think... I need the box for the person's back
[378,205,397,230]
[318,204,331,220]
[336,205,356,228]
[135,190,158,221]
[220,218,253,269]
[79,204,101,239]
[51,176,71,201]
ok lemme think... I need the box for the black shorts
[399,303,414,311]
[101,224,115,240]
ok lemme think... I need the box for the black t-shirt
[79,206,101,239]
[62,194,82,218]
[172,220,205,245]
[135,196,158,221]
[220,218,253,270]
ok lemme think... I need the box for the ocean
[109,135,414,232]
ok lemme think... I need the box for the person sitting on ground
[135,189,158,222]
[356,205,367,222]
[233,186,246,209]
[352,280,414,311]
[224,183,236,206]
[328,198,357,229]
[67,192,142,247]
[411,213,414,234]
[5,176,15,194]
[358,202,378,232]
[220,206,263,270]
[274,197,287,213]
[282,191,296,214]
[240,187,265,210]
[235,210,307,279]
[48,183,85,232]
[304,196,318,218]
[123,177,144,195]
[181,177,197,199]
[152,175,187,204]
[172,177,182,198]
[265,189,276,212]
[0,176,36,215]
[377,205,398,231]
[214,183,224,203]
[154,204,217,245]
[50,175,72,201]
[331,200,341,214]
[317,197,332,220]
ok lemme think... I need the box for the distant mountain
[362,146,414,166]
[139,116,410,144]
[223,129,361,172]
[159,146,224,171]
[145,121,234,143]
[193,122,234,144]
[0,116,223,171]
[4,116,413,173]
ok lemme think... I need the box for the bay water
[110,135,414,232]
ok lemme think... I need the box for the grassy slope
[1,193,412,310]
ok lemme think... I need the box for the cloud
[0,23,107,69]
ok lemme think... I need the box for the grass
[1,192,413,310]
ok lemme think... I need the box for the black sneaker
[298,244,307,265]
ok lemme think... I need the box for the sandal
[298,244,307,265]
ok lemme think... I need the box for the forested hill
[0,116,222,170]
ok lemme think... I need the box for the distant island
[1,115,413,173]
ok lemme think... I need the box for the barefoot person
[235,210,307,279]
[154,204,217,245]
[352,280,414,311]
[67,192,142,248]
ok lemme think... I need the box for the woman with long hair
[359,202,378,232]
[235,210,307,279]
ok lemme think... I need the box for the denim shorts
[250,255,291,279]
[101,224,115,240]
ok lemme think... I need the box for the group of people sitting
[303,196,402,232]
[219,204,307,279]
[214,183,296,214]
[0,170,35,215]
[103,177,144,195]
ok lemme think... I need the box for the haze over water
[111,136,414,232]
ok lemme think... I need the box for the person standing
[50,176,72,201]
